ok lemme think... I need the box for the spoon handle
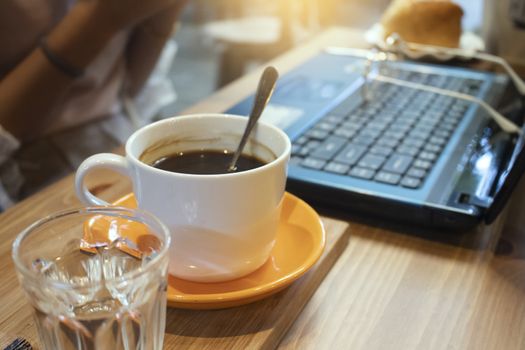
[228,66,279,171]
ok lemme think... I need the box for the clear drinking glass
[12,207,171,350]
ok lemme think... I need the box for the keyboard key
[353,135,376,147]
[311,136,347,160]
[385,99,407,109]
[401,176,422,189]
[429,136,447,147]
[344,112,370,125]
[452,103,468,113]
[440,122,456,132]
[375,112,396,123]
[361,128,382,139]
[382,154,413,174]
[349,167,375,180]
[395,145,418,157]
[399,111,421,119]
[401,138,425,149]
[358,154,386,170]
[316,122,337,132]
[448,110,464,120]
[417,119,438,129]
[306,140,321,149]
[390,124,411,134]
[423,144,442,153]
[306,129,329,140]
[433,129,451,139]
[407,167,426,179]
[426,111,446,120]
[419,152,438,162]
[413,159,432,170]
[340,124,362,136]
[333,128,357,139]
[420,113,439,122]
[324,162,350,175]
[375,171,401,185]
[369,145,393,157]
[408,129,431,140]
[395,119,415,128]
[429,103,448,113]
[345,116,367,128]
[443,116,460,125]
[340,121,363,132]
[294,136,308,145]
[383,130,406,140]
[334,144,367,166]
[366,101,385,110]
[301,157,326,170]
[323,114,345,124]
[367,121,390,132]
[376,137,399,148]
[413,124,433,134]
[398,119,419,129]
[297,147,310,157]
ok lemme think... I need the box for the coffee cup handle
[75,153,130,206]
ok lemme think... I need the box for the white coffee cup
[75,114,291,282]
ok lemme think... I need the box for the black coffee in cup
[150,150,266,175]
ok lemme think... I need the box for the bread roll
[381,0,463,48]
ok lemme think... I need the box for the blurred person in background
[0,0,188,210]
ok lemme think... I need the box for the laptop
[226,49,525,231]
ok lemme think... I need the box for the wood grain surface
[272,29,525,350]
[278,216,525,350]
[0,169,349,350]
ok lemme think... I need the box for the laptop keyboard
[290,70,483,189]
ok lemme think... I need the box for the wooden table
[2,27,525,350]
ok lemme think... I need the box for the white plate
[364,23,485,61]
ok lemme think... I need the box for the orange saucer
[111,192,325,309]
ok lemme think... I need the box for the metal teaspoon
[227,66,279,172]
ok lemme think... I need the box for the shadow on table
[311,201,501,252]
[164,295,278,338]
